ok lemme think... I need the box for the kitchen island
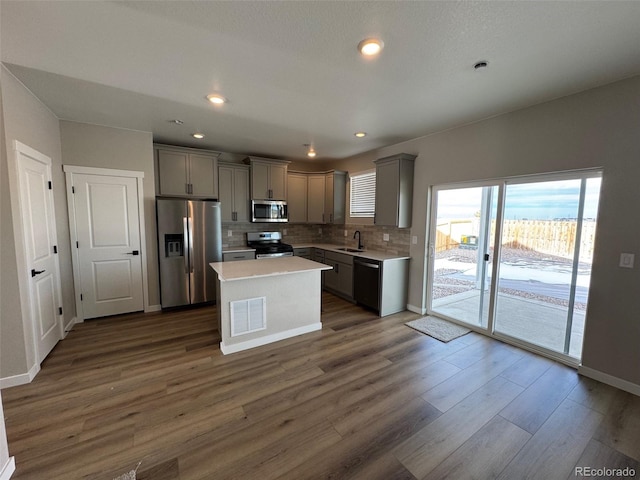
[210,256,332,354]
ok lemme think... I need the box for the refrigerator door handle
[183,216,190,274]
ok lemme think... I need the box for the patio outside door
[493,176,601,359]
[429,184,499,328]
[427,172,601,361]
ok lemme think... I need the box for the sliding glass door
[427,172,601,361]
[429,184,498,328]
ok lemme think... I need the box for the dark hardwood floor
[2,293,639,479]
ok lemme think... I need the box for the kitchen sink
[336,247,364,253]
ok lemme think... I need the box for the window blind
[350,171,376,217]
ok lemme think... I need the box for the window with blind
[350,171,376,217]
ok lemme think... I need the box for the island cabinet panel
[156,145,220,198]
[323,250,353,300]
[287,173,308,223]
[246,157,289,200]
[374,153,416,228]
[219,163,250,222]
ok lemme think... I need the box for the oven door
[252,200,288,222]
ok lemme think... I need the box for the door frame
[64,165,149,322]
[426,169,602,366]
[7,141,65,381]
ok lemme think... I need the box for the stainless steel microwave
[251,200,288,222]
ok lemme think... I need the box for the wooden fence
[436,219,596,260]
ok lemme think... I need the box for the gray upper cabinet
[374,153,416,228]
[325,171,346,224]
[299,170,346,224]
[307,174,326,223]
[287,173,308,223]
[246,157,289,200]
[218,163,250,222]
[155,145,220,198]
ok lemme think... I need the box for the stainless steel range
[247,231,294,259]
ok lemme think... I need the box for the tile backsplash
[222,222,410,256]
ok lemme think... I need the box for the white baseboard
[0,457,15,480]
[407,304,426,315]
[578,365,640,397]
[220,323,322,355]
[0,362,40,390]
[145,304,162,313]
[62,316,77,337]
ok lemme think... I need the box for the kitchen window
[350,170,376,217]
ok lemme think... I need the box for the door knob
[31,269,46,277]
[125,250,140,255]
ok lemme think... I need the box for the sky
[436,177,601,221]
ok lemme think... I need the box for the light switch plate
[383,233,390,242]
[227,230,233,237]
[344,230,348,237]
[412,236,418,245]
[619,253,635,268]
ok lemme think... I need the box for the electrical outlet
[383,233,390,242]
[283,228,287,235]
[344,230,348,237]
[318,228,322,234]
[619,252,635,268]
[227,230,233,237]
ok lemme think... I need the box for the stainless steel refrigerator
[157,198,222,308]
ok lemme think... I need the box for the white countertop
[291,243,410,261]
[210,256,332,282]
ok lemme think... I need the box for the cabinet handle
[186,183,190,194]
[335,263,339,274]
[322,213,325,223]
[329,213,333,223]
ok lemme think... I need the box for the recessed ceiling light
[354,132,367,138]
[474,60,489,70]
[206,94,226,105]
[358,38,384,56]
[192,133,205,139]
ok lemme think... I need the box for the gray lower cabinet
[323,251,353,300]
[222,251,255,261]
[293,247,311,259]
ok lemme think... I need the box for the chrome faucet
[353,230,363,250]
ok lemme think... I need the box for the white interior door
[67,171,145,319]
[14,142,63,363]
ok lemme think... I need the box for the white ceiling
[2,1,640,161]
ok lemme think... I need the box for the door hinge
[53,245,58,254]
[58,307,63,315]
[48,181,52,190]
[72,186,75,194]
[80,294,83,301]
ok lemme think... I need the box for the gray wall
[0,60,14,477]
[60,121,159,308]
[1,66,69,378]
[331,75,640,387]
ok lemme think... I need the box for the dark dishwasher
[353,258,381,312]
